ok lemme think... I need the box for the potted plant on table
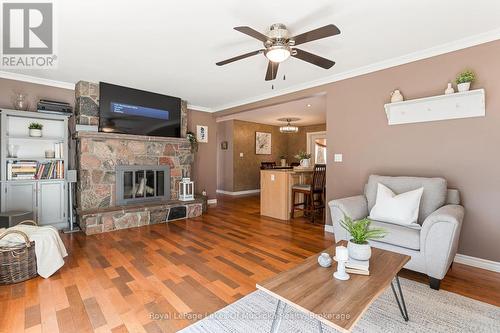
[455,70,475,92]
[294,151,312,167]
[28,122,43,137]
[340,216,387,260]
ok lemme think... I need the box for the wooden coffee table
[256,241,410,333]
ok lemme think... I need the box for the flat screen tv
[99,82,181,137]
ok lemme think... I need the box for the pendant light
[279,118,299,133]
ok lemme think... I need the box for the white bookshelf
[0,109,69,229]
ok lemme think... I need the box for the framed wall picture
[196,125,208,143]
[255,131,271,155]
[220,141,228,150]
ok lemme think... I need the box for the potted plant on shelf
[295,151,312,167]
[28,122,43,137]
[455,70,475,92]
[186,131,198,153]
[340,216,387,260]
[279,154,287,167]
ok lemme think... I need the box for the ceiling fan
[216,23,340,81]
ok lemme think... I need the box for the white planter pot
[347,241,372,261]
[300,159,310,167]
[280,159,287,167]
[457,82,471,92]
[29,129,42,137]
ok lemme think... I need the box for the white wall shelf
[7,135,65,141]
[384,89,485,125]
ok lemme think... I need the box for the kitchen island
[260,167,313,220]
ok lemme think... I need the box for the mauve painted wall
[187,109,217,199]
[0,77,74,111]
[326,40,500,261]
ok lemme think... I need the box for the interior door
[307,131,327,164]
[38,181,65,225]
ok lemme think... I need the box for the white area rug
[180,278,499,333]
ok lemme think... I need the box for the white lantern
[179,177,194,201]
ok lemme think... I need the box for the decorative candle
[336,246,349,261]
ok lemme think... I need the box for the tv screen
[99,82,181,137]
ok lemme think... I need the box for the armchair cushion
[365,175,447,224]
[370,220,421,251]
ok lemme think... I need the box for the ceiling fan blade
[292,24,340,46]
[234,26,269,42]
[216,50,263,66]
[265,61,279,81]
[292,48,335,69]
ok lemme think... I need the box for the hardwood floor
[0,195,498,333]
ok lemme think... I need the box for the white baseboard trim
[324,225,334,233]
[216,189,260,196]
[207,199,217,205]
[454,254,500,273]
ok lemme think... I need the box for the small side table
[0,211,33,228]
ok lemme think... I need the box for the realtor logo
[1,1,57,68]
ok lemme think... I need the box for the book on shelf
[7,160,64,180]
[345,257,370,276]
[54,142,64,159]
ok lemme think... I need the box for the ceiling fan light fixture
[265,46,291,63]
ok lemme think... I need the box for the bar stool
[290,164,326,223]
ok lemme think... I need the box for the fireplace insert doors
[116,165,170,205]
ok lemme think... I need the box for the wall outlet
[334,153,343,162]
[271,174,275,181]
[239,152,244,157]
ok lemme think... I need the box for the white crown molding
[454,254,500,273]
[211,28,500,113]
[216,189,260,196]
[0,71,75,90]
[187,104,213,113]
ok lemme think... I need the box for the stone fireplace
[73,81,204,235]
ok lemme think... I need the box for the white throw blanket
[0,225,68,278]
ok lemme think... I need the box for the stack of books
[35,161,64,179]
[7,160,64,180]
[345,258,370,275]
[7,161,38,180]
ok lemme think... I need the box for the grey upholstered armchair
[328,175,464,290]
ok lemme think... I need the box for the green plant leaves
[456,70,475,84]
[339,215,387,245]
